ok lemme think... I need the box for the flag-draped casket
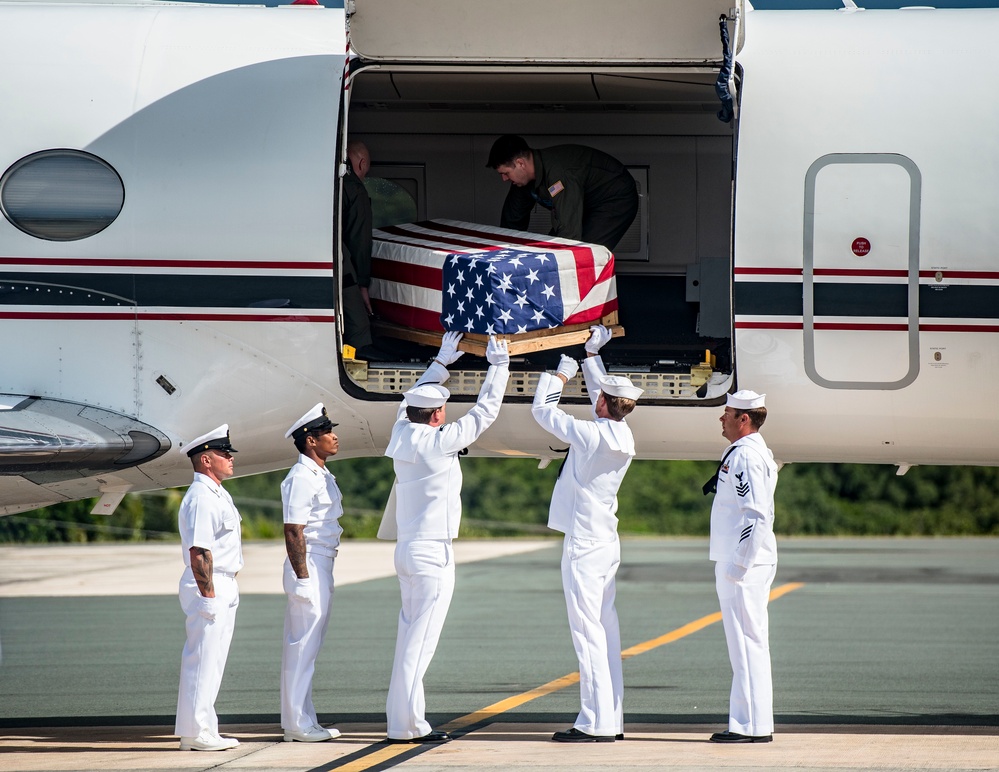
[369,219,618,335]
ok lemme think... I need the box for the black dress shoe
[552,727,616,743]
[385,730,451,744]
[709,730,773,743]
[616,733,625,740]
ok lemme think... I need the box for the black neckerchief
[702,445,738,496]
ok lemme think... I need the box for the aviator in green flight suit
[487,135,639,251]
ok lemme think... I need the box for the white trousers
[561,535,623,736]
[715,561,777,736]
[386,539,455,740]
[175,570,239,738]
[281,553,335,732]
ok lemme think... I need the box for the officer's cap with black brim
[186,424,238,457]
[286,403,337,440]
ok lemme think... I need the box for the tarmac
[1,537,997,771]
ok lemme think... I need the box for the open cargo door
[348,0,742,65]
[341,0,742,405]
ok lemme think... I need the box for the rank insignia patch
[735,472,750,497]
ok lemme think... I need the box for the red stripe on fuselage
[0,256,331,271]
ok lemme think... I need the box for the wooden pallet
[373,312,623,356]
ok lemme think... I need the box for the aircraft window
[0,150,125,241]
[365,175,419,229]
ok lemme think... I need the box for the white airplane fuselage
[0,2,996,515]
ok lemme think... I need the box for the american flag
[369,219,617,333]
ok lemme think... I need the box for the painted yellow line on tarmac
[441,671,583,732]
[331,582,805,771]
[333,745,424,772]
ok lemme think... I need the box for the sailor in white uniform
[280,404,344,742]
[531,325,642,743]
[383,332,510,743]
[705,390,779,744]
[175,425,243,752]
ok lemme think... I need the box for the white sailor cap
[185,424,238,457]
[285,403,337,440]
[600,375,643,401]
[727,390,766,410]
[404,383,450,408]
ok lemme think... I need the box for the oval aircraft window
[0,150,124,241]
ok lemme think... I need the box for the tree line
[2,458,998,543]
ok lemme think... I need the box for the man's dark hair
[603,394,637,422]
[735,407,767,430]
[406,405,439,424]
[486,134,531,169]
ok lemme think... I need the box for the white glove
[725,563,748,583]
[485,336,509,367]
[584,325,613,354]
[556,354,579,381]
[197,595,218,621]
[436,331,465,366]
[291,576,315,604]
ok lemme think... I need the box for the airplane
[1,0,997,517]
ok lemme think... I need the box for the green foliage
[3,459,998,543]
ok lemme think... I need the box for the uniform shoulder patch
[548,180,565,197]
[735,471,750,497]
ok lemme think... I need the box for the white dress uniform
[532,355,637,738]
[280,454,344,734]
[709,431,779,737]
[175,472,243,740]
[383,359,509,740]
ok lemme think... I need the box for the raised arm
[532,355,597,451]
[436,336,509,453]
